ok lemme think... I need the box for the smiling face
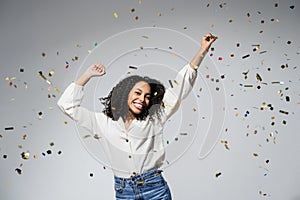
[127,81,151,119]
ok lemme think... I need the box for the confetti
[94,134,101,139]
[113,12,118,18]
[48,70,55,77]
[168,80,173,88]
[21,152,30,160]
[256,73,262,82]
[38,71,52,85]
[129,65,138,69]
[5,127,14,131]
[253,153,259,157]
[215,172,222,178]
[83,134,91,139]
[15,168,22,175]
[221,140,230,150]
[279,110,289,115]
[242,54,250,59]
[290,5,295,9]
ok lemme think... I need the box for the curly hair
[99,75,165,121]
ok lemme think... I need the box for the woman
[57,33,217,199]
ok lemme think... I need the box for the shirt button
[129,155,132,159]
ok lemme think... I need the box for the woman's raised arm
[189,33,217,70]
[75,63,106,86]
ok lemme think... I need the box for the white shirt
[57,63,198,178]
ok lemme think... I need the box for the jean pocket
[114,182,124,193]
[145,175,165,187]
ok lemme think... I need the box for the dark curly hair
[99,75,165,121]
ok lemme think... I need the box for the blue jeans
[114,169,172,200]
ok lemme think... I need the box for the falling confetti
[215,172,222,178]
[129,65,138,69]
[21,152,30,160]
[242,54,250,59]
[15,168,22,175]
[113,12,118,18]
[5,127,14,131]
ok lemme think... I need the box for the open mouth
[133,102,143,110]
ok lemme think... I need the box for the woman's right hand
[85,63,106,77]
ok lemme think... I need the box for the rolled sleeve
[161,63,197,121]
[57,83,99,134]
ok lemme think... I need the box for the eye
[135,91,141,95]
[145,95,151,100]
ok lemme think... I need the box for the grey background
[0,0,299,199]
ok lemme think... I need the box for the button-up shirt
[57,63,197,178]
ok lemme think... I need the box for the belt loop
[121,178,125,188]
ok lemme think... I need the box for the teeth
[133,103,143,109]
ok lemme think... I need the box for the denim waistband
[114,168,162,183]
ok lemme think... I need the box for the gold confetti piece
[173,80,179,86]
[180,132,188,136]
[113,12,118,18]
[256,73,262,82]
[157,13,162,17]
[42,52,46,57]
[38,71,52,85]
[271,81,284,85]
[244,85,253,87]
[164,103,174,108]
[253,153,259,157]
[221,140,227,144]
[142,35,149,39]
[83,134,91,139]
[131,8,135,12]
[49,70,55,77]
[94,134,101,139]
[154,91,158,96]
[259,50,267,54]
[21,152,30,160]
